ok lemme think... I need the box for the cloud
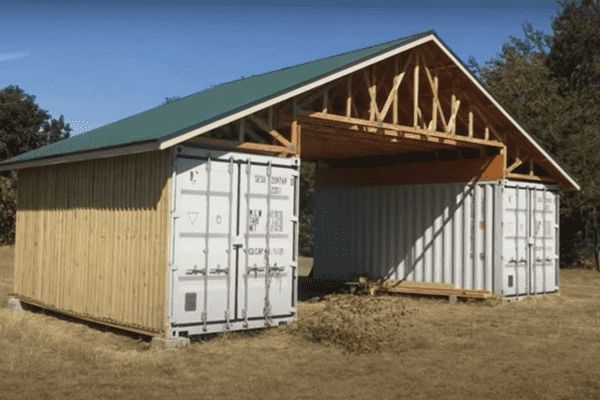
[0,52,28,63]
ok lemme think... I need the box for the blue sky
[1,0,559,134]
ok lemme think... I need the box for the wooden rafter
[447,94,461,134]
[413,61,420,128]
[421,58,448,131]
[378,53,411,123]
[247,115,292,147]
[363,68,379,121]
[507,157,525,173]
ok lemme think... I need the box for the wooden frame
[172,41,570,188]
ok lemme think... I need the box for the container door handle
[209,266,229,275]
[186,266,207,275]
[247,265,265,274]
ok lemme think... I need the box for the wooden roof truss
[188,43,559,185]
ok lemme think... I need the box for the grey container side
[313,180,500,291]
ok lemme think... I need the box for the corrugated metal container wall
[313,181,498,291]
[13,152,171,335]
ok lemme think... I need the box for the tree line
[469,0,600,268]
[1,1,598,268]
[0,86,70,243]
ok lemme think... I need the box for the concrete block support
[151,336,191,349]
[7,297,23,312]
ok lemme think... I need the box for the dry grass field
[1,245,600,400]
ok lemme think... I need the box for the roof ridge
[168,30,436,104]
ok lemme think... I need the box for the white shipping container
[167,147,299,337]
[313,180,559,297]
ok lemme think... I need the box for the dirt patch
[290,294,416,352]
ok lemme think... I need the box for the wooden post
[238,119,245,142]
[268,107,273,129]
[322,91,328,114]
[291,99,298,155]
[529,159,534,176]
[370,67,377,121]
[346,76,352,119]
[393,57,399,125]
[431,75,438,131]
[448,94,460,135]
[468,109,474,138]
[296,121,302,157]
[413,62,420,128]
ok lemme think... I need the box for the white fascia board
[0,141,160,171]
[428,36,580,191]
[158,35,435,150]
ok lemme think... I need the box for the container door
[237,160,296,324]
[503,185,529,296]
[530,188,558,294]
[503,184,558,296]
[171,156,238,329]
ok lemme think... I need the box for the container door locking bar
[202,157,212,332]
[242,159,252,328]
[264,161,273,325]
[224,157,234,329]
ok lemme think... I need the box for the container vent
[508,275,514,288]
[184,292,197,312]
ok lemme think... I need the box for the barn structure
[0,31,578,343]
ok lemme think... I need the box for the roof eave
[0,140,161,172]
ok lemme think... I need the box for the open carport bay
[1,246,599,400]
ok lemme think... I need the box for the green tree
[474,1,600,269]
[549,0,600,269]
[472,24,568,155]
[548,0,600,90]
[0,85,71,244]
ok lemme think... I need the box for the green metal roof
[1,31,433,167]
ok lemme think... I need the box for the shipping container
[167,147,299,337]
[12,147,299,339]
[313,180,558,297]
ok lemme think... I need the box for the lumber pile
[348,278,494,300]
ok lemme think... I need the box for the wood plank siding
[13,151,171,335]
